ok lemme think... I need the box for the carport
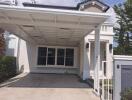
[0,73,100,100]
[0,5,110,94]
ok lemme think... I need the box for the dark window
[65,49,74,66]
[47,48,55,65]
[37,47,74,66]
[57,49,65,65]
[37,47,47,65]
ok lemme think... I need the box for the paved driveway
[0,73,100,100]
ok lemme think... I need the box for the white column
[82,38,90,80]
[94,27,101,95]
[80,38,90,80]
[106,42,113,78]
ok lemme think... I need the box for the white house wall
[83,7,103,13]
[78,24,113,79]
[84,25,113,78]
[18,40,31,73]
[89,42,106,78]
[18,39,80,74]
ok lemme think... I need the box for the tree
[125,1,132,32]
[0,28,5,56]
[114,1,132,55]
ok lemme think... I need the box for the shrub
[121,88,132,100]
[0,56,17,82]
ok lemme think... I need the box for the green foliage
[126,0,132,9]
[0,56,17,82]
[114,2,132,55]
[0,28,6,56]
[114,46,132,55]
[125,1,132,32]
[121,89,132,100]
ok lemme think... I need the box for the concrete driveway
[0,73,100,100]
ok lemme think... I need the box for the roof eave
[77,0,110,12]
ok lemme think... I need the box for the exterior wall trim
[88,39,109,42]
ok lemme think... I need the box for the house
[1,0,115,96]
[5,32,20,57]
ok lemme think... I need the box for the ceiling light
[59,28,71,30]
[22,25,34,28]
[59,38,68,39]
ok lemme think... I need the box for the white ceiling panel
[0,6,110,46]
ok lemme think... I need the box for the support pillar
[82,38,90,80]
[80,38,90,80]
[94,27,101,95]
[106,42,113,78]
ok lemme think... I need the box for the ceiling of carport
[0,6,110,46]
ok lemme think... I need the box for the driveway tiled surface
[0,73,100,100]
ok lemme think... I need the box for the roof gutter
[0,5,110,18]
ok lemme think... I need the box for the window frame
[65,48,74,66]
[47,48,56,65]
[57,48,65,66]
[37,47,47,65]
[37,46,75,68]
[101,25,107,32]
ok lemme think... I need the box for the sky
[76,0,125,6]
[103,0,125,6]
[35,0,125,7]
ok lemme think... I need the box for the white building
[1,0,115,97]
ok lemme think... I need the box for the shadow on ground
[0,73,91,88]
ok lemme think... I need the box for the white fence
[99,56,132,100]
[101,61,113,100]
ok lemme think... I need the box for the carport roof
[0,5,110,46]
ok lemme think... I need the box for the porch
[0,73,100,100]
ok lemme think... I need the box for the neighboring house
[0,0,115,96]
[5,32,19,57]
